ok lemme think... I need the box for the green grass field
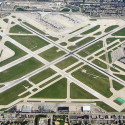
[0,81,32,105]
[76,37,95,46]
[106,38,125,44]
[3,18,9,23]
[17,18,22,21]
[0,57,43,83]
[0,85,4,88]
[70,83,97,99]
[114,74,125,81]
[107,42,119,50]
[39,75,61,88]
[105,25,119,32]
[72,9,79,12]
[114,100,122,105]
[16,8,25,11]
[56,56,78,70]
[31,78,67,98]
[113,64,125,72]
[108,51,112,63]
[69,24,89,34]
[47,36,59,41]
[11,21,15,24]
[81,25,100,35]
[85,40,103,53]
[0,35,2,40]
[9,25,32,34]
[92,59,107,69]
[96,102,117,112]
[95,50,105,56]
[23,22,45,35]
[87,56,94,61]
[69,28,83,34]
[72,65,112,98]
[0,41,27,67]
[89,19,97,21]
[39,46,66,62]
[60,42,67,46]
[94,31,102,35]
[100,54,106,61]
[77,51,88,57]
[110,67,119,72]
[60,8,70,12]
[67,46,76,51]
[10,35,49,51]
[66,62,84,73]
[12,16,16,18]
[113,80,124,90]
[68,37,81,42]
[112,27,125,36]
[29,68,56,84]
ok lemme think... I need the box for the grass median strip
[9,25,32,34]
[110,67,119,72]
[100,54,106,61]
[69,24,89,34]
[105,25,119,32]
[60,42,67,46]
[68,37,81,42]
[106,38,125,44]
[29,68,56,84]
[113,80,124,90]
[85,40,103,53]
[77,51,88,57]
[87,56,94,61]
[56,56,78,70]
[108,51,112,63]
[23,22,45,35]
[0,41,27,67]
[76,37,95,47]
[95,50,105,56]
[114,74,125,81]
[81,25,100,35]
[92,59,107,69]
[94,31,101,35]
[39,75,61,88]
[0,57,43,83]
[66,62,84,73]
[112,27,125,36]
[107,42,119,50]
[113,64,125,72]
[70,83,97,99]
[0,81,32,105]
[31,78,67,99]
[39,46,66,62]
[10,35,49,51]
[114,100,122,105]
[96,102,117,112]
[46,36,59,41]
[3,18,9,23]
[67,46,76,51]
[72,65,112,98]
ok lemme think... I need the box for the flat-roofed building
[16,103,33,113]
[58,107,69,113]
[82,106,90,112]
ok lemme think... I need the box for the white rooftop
[83,106,90,111]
